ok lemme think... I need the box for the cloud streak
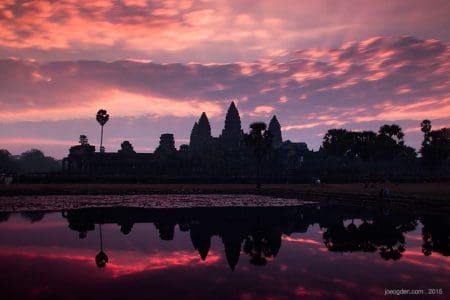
[1,0,449,62]
[0,36,449,157]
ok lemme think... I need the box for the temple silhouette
[62,102,308,181]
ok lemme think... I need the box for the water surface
[0,195,448,299]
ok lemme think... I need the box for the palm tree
[420,119,432,146]
[96,109,109,153]
[378,124,404,144]
[245,122,272,189]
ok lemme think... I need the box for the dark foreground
[0,195,448,300]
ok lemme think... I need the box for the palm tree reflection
[95,223,109,268]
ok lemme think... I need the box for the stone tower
[155,133,176,155]
[220,101,243,149]
[190,112,212,152]
[268,115,282,148]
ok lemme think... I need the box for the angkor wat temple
[63,102,309,181]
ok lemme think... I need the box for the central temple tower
[219,101,244,150]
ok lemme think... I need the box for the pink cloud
[1,0,448,63]
[0,137,73,146]
[282,236,321,245]
[0,35,449,156]
[253,105,274,115]
[0,246,221,278]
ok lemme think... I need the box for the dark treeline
[313,120,450,182]
[0,148,60,175]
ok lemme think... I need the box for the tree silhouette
[20,211,45,223]
[118,141,135,154]
[245,122,272,189]
[421,215,449,257]
[378,124,405,144]
[421,119,432,144]
[79,135,89,145]
[374,124,408,161]
[0,149,18,173]
[243,229,281,266]
[19,149,59,173]
[420,120,450,168]
[353,131,377,160]
[96,109,109,153]
[322,129,354,157]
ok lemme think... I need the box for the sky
[1,0,449,158]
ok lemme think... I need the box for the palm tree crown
[96,109,109,152]
[96,109,109,126]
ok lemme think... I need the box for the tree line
[0,148,60,174]
[321,120,449,167]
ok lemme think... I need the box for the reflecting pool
[0,196,448,299]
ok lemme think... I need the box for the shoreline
[0,183,448,214]
[1,183,449,200]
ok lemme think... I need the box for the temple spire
[268,115,282,148]
[190,112,212,152]
[220,101,243,148]
[198,112,211,137]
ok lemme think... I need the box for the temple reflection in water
[44,204,449,269]
[1,200,449,300]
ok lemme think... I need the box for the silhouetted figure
[96,109,109,153]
